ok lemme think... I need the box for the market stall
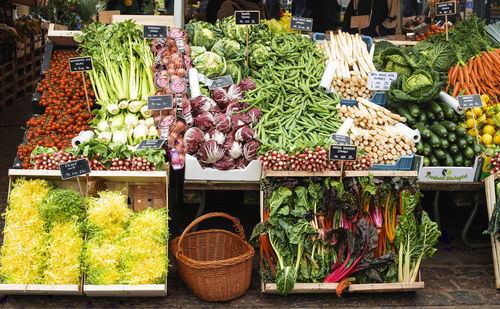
[2,3,500,301]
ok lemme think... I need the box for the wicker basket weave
[171,212,255,302]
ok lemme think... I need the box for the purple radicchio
[228,140,243,159]
[204,129,225,145]
[243,139,259,161]
[198,140,224,164]
[235,125,255,143]
[212,87,229,109]
[235,157,250,169]
[194,111,215,131]
[246,107,263,125]
[226,84,244,101]
[225,101,242,117]
[215,113,231,133]
[213,154,236,170]
[231,113,251,129]
[239,78,257,91]
[190,96,211,116]
[184,127,205,154]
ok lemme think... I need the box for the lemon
[481,94,490,104]
[494,135,500,145]
[466,118,475,128]
[466,111,472,117]
[483,125,496,135]
[483,133,493,145]
[468,128,477,137]
[473,107,483,117]
[488,118,495,125]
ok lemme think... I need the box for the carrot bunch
[448,49,500,104]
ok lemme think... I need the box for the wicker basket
[171,212,255,302]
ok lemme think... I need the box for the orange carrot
[463,64,470,86]
[452,82,461,97]
[458,66,465,86]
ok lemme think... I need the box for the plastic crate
[312,32,373,51]
[370,155,414,171]
[340,92,386,107]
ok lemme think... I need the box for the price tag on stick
[329,145,357,161]
[436,1,456,40]
[60,159,91,180]
[69,57,93,113]
[290,16,313,32]
[143,25,167,38]
[208,75,234,90]
[137,139,165,150]
[147,95,173,110]
[458,94,482,144]
[367,72,398,91]
[235,11,260,66]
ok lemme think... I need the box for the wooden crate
[484,173,500,289]
[1,169,169,296]
[259,171,424,294]
[99,10,120,24]
[47,23,81,47]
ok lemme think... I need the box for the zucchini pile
[398,100,482,167]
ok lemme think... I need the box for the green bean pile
[246,33,342,154]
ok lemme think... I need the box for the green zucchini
[415,122,431,139]
[463,146,475,159]
[454,152,464,166]
[397,106,416,125]
[423,157,431,166]
[435,110,445,121]
[422,143,432,156]
[433,148,446,160]
[441,120,457,132]
[430,123,448,138]
[448,132,457,143]
[428,132,441,148]
[415,141,424,154]
[464,133,475,145]
[472,143,482,154]
[407,103,420,118]
[444,153,454,166]
[440,138,449,149]
[464,158,475,167]
[449,143,459,154]
[418,111,427,123]
[429,101,443,114]
[457,138,468,149]
[437,100,456,120]
[425,109,435,121]
[429,154,439,166]
[456,126,467,136]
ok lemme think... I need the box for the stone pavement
[0,98,499,308]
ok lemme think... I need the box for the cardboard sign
[69,57,93,72]
[331,134,351,145]
[137,139,165,150]
[60,159,91,180]
[143,25,167,39]
[350,15,370,29]
[208,75,234,90]
[436,1,456,16]
[367,72,398,91]
[235,11,260,25]
[457,94,483,109]
[290,16,313,32]
[147,95,173,110]
[329,145,357,161]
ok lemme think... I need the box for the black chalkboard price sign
[457,94,483,109]
[143,25,167,39]
[234,11,260,25]
[60,159,91,180]
[147,95,173,110]
[436,1,456,16]
[69,57,93,72]
[209,75,234,90]
[290,16,313,32]
[137,139,165,150]
[329,145,357,161]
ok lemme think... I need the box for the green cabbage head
[193,51,226,78]
[401,70,434,98]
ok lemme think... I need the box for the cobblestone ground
[0,98,499,308]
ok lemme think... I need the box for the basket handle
[176,212,246,256]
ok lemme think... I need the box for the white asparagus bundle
[317,31,377,100]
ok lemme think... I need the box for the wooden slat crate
[484,173,500,289]
[1,169,169,296]
[259,171,424,294]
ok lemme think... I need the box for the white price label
[367,72,398,91]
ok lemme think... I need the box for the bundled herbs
[252,176,438,295]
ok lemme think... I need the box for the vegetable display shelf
[257,173,424,294]
[262,170,417,178]
[1,169,169,296]
[484,173,500,289]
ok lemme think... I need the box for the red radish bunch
[260,148,372,171]
[108,157,156,171]
[31,151,106,170]
[489,152,500,174]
